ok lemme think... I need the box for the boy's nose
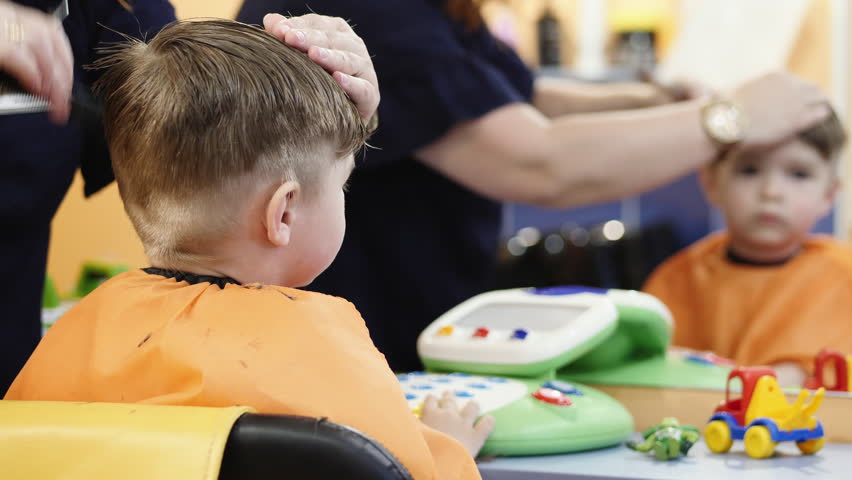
[759,173,784,199]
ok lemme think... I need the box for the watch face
[705,103,744,144]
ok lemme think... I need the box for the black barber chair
[220,413,413,480]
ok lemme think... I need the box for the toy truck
[704,366,825,459]
[804,349,851,392]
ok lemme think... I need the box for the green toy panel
[481,377,634,456]
[560,353,731,390]
[400,372,634,457]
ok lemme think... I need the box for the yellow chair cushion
[0,400,253,480]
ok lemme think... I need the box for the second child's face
[705,140,836,260]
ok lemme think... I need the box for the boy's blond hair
[94,19,367,265]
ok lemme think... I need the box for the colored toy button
[405,393,417,400]
[543,380,584,396]
[532,387,573,406]
[473,327,490,338]
[510,328,528,340]
[437,326,455,336]
[455,391,474,398]
[411,403,423,417]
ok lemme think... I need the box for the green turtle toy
[626,417,700,461]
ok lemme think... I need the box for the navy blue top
[238,1,534,371]
[0,0,175,394]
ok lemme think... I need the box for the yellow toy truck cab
[704,366,825,459]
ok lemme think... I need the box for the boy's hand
[420,391,495,458]
[262,12,379,124]
[0,0,73,124]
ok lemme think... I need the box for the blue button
[411,384,434,390]
[544,380,584,396]
[684,354,715,367]
[486,377,509,383]
[433,377,451,383]
[529,286,606,296]
[511,329,529,340]
[468,383,490,389]
[455,391,474,398]
[405,393,417,400]
[397,375,409,382]
[449,372,472,377]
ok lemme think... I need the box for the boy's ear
[698,166,720,206]
[819,177,841,217]
[265,181,301,247]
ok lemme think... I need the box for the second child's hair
[800,107,847,161]
[94,19,367,265]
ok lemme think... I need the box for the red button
[473,327,489,338]
[532,387,573,406]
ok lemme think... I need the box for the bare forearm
[535,100,718,207]
[418,101,719,208]
[532,77,665,117]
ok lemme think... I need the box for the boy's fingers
[422,393,438,412]
[439,391,457,409]
[460,400,481,422]
[474,414,496,437]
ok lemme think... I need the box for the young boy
[4,19,493,479]
[643,107,850,386]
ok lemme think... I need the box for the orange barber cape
[6,269,480,480]
[643,233,852,370]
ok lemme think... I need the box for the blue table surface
[478,440,852,479]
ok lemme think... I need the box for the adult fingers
[332,71,378,121]
[0,45,41,94]
[48,24,72,123]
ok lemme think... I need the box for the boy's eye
[789,168,812,179]
[736,164,759,176]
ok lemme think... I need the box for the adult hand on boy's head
[0,0,73,124]
[263,12,379,124]
[420,391,495,458]
[731,71,830,150]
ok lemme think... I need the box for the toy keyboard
[399,372,634,456]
